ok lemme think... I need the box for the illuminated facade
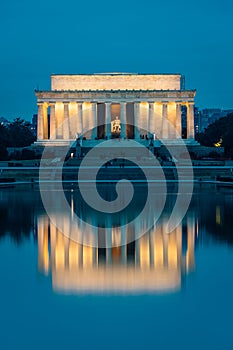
[37,215,196,294]
[35,73,196,145]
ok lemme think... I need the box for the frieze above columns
[35,90,196,103]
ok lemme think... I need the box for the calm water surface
[0,184,233,350]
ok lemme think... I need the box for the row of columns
[37,101,195,141]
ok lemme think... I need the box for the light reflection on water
[1,182,231,295]
[37,214,195,294]
[34,182,196,294]
[0,184,233,349]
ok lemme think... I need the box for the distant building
[194,107,201,135]
[199,108,233,132]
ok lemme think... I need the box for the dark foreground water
[0,183,233,350]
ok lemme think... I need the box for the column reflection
[37,211,197,295]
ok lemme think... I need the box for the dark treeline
[196,113,233,157]
[0,118,36,160]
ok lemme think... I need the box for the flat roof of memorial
[51,72,182,76]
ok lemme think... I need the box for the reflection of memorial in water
[38,213,196,294]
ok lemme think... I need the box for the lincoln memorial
[35,73,196,146]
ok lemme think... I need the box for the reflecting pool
[0,184,233,349]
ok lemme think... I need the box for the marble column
[134,102,140,140]
[139,102,149,137]
[77,103,83,137]
[37,102,48,140]
[43,103,48,140]
[149,102,155,138]
[63,102,70,140]
[154,103,163,139]
[49,102,56,140]
[105,102,111,139]
[187,103,195,139]
[176,103,182,138]
[120,102,127,138]
[162,103,168,139]
[37,103,44,140]
[68,102,78,139]
[91,103,97,139]
[167,103,176,139]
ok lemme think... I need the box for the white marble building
[35,73,196,145]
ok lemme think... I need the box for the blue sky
[0,0,233,120]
